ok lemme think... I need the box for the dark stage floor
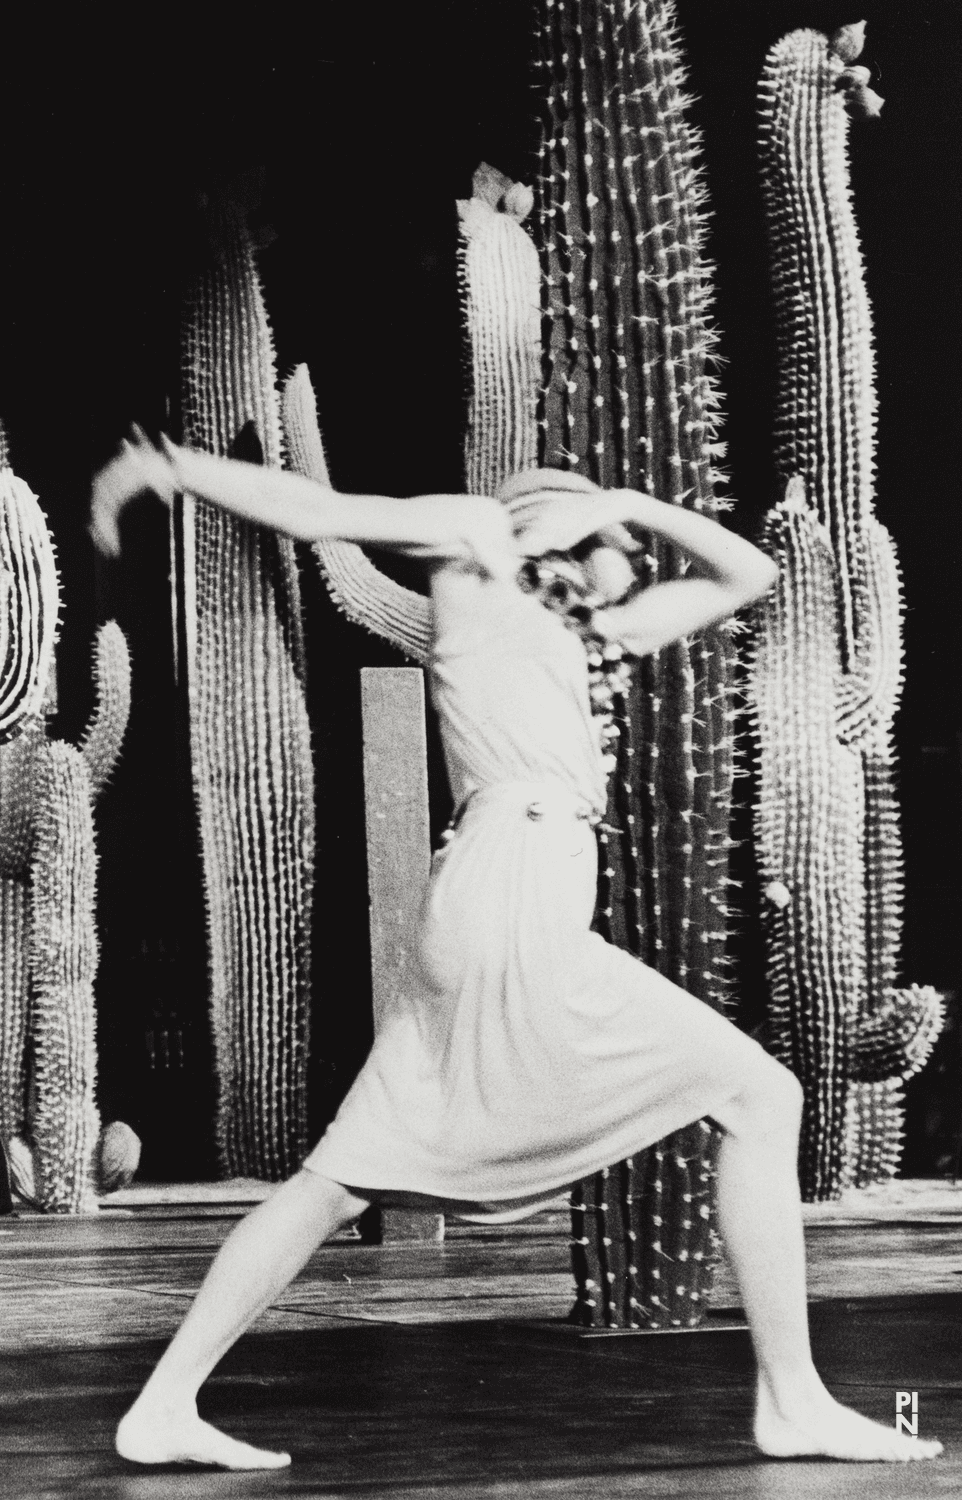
[1,1182,959,1498]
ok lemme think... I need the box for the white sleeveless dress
[304,579,765,1220]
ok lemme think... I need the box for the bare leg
[714,1060,941,1461]
[115,1169,368,1469]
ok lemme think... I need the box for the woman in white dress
[89,432,941,1469]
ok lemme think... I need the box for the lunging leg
[712,1057,941,1461]
[116,1169,368,1469]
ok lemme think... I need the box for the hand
[89,425,177,557]
[509,489,649,558]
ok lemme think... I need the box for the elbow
[756,554,780,595]
[737,554,778,607]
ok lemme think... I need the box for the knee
[289,1168,370,1230]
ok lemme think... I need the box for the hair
[498,468,640,610]
[496,467,605,563]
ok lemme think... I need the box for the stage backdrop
[0,0,957,1179]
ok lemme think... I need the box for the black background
[0,2,957,1177]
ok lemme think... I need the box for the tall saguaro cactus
[749,27,942,1201]
[535,0,735,1328]
[178,203,315,1179]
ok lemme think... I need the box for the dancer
[90,431,941,1470]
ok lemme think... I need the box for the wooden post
[360,667,444,1244]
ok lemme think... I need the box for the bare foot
[116,1400,291,1470]
[755,1382,943,1462]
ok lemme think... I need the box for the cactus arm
[77,621,132,801]
[835,517,904,746]
[28,741,100,1213]
[280,363,434,664]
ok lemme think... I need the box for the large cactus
[533,0,735,1328]
[178,202,315,1179]
[748,27,942,1201]
[0,438,131,1209]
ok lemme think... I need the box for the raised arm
[595,492,777,657]
[89,431,518,582]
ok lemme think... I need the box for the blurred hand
[89,426,177,557]
[509,489,648,558]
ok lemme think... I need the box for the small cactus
[749,26,943,1199]
[0,438,132,1209]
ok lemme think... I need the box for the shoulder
[429,565,553,652]
[429,562,517,617]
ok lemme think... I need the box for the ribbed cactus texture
[458,162,542,499]
[0,875,29,1142]
[281,363,432,664]
[0,424,60,745]
[535,0,734,1328]
[749,27,943,1200]
[78,620,133,798]
[179,204,315,1179]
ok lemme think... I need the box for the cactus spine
[749,27,943,1200]
[179,204,315,1179]
[535,0,734,1328]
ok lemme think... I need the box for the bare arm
[596,492,777,656]
[90,433,517,582]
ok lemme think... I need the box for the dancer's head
[496,467,637,604]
